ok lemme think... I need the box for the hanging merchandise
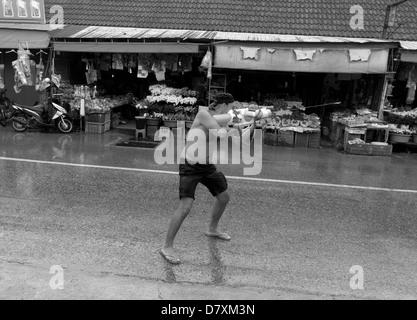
[100,53,112,71]
[128,54,137,74]
[35,55,45,91]
[137,53,153,71]
[137,65,149,79]
[152,57,167,82]
[178,54,192,72]
[0,64,4,89]
[28,60,36,86]
[51,73,61,88]
[406,83,416,104]
[12,43,33,92]
[85,61,98,84]
[199,50,213,79]
[50,51,62,88]
[162,54,177,71]
[112,54,124,70]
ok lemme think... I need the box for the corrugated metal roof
[400,41,417,51]
[50,25,397,45]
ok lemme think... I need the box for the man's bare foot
[160,247,181,265]
[204,231,231,241]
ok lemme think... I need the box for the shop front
[47,26,402,153]
[48,26,211,136]
[381,42,417,153]
[0,0,50,105]
[212,38,397,153]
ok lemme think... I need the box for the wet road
[1,126,417,300]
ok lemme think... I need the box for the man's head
[210,93,235,114]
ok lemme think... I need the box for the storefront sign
[214,44,390,74]
[0,0,45,23]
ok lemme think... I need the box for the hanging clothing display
[100,54,112,71]
[12,44,33,93]
[152,58,166,81]
[349,49,372,62]
[85,61,98,84]
[240,47,261,60]
[178,54,193,72]
[112,54,124,70]
[137,53,153,71]
[12,44,32,91]
[127,54,137,74]
[294,49,317,61]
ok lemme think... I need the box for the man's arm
[195,110,232,139]
[196,110,232,130]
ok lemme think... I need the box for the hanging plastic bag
[200,50,212,69]
[12,59,27,86]
[52,73,61,88]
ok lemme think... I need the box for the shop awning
[0,26,50,49]
[214,43,390,74]
[52,42,199,53]
[400,41,417,63]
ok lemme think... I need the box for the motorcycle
[10,94,74,134]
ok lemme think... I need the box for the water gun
[213,108,273,143]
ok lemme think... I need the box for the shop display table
[342,123,390,153]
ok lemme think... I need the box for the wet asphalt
[0,125,417,300]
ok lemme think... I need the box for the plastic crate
[86,112,111,123]
[309,132,321,148]
[86,121,111,134]
[295,132,309,147]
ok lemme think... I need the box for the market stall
[383,108,417,152]
[136,84,199,139]
[329,108,393,156]
[257,100,321,148]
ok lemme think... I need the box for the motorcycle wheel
[58,118,73,133]
[12,116,28,132]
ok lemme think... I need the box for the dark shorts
[179,160,228,200]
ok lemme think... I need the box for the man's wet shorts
[179,160,228,200]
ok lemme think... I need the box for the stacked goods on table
[384,109,417,144]
[258,101,321,148]
[69,85,137,134]
[329,108,392,156]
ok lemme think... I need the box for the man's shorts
[179,160,228,200]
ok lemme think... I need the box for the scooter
[11,94,74,133]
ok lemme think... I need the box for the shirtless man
[160,93,243,265]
